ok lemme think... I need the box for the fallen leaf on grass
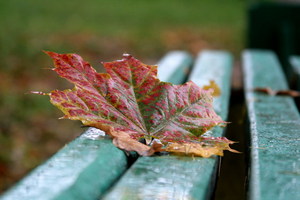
[254,87,300,97]
[33,52,236,157]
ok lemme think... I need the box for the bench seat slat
[0,51,192,200]
[0,128,127,200]
[243,50,300,200]
[157,51,192,84]
[103,50,233,200]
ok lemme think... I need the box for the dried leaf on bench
[203,80,221,97]
[254,87,300,97]
[108,128,162,156]
[33,52,236,157]
[163,137,239,157]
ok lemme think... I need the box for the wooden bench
[0,50,233,200]
[2,49,300,200]
[242,50,300,200]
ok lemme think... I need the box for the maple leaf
[33,52,236,157]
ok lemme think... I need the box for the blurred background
[0,0,247,193]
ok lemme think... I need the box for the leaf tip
[229,148,242,154]
[43,50,61,59]
[59,115,69,120]
[43,50,53,56]
[122,53,132,59]
[30,91,49,96]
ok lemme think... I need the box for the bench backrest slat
[0,51,192,200]
[243,50,300,200]
[102,50,233,200]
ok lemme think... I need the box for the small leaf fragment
[254,87,300,97]
[107,128,160,156]
[203,80,221,97]
[163,137,239,157]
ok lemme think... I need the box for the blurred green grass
[0,0,245,193]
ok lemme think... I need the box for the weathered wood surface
[243,50,300,200]
[103,50,233,200]
[0,51,192,200]
[0,128,127,200]
[157,50,192,84]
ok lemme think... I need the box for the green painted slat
[103,50,233,200]
[0,51,192,200]
[0,128,127,200]
[157,50,192,84]
[242,50,300,200]
[290,55,300,90]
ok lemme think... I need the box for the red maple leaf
[33,52,237,157]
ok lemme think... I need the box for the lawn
[0,0,246,193]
